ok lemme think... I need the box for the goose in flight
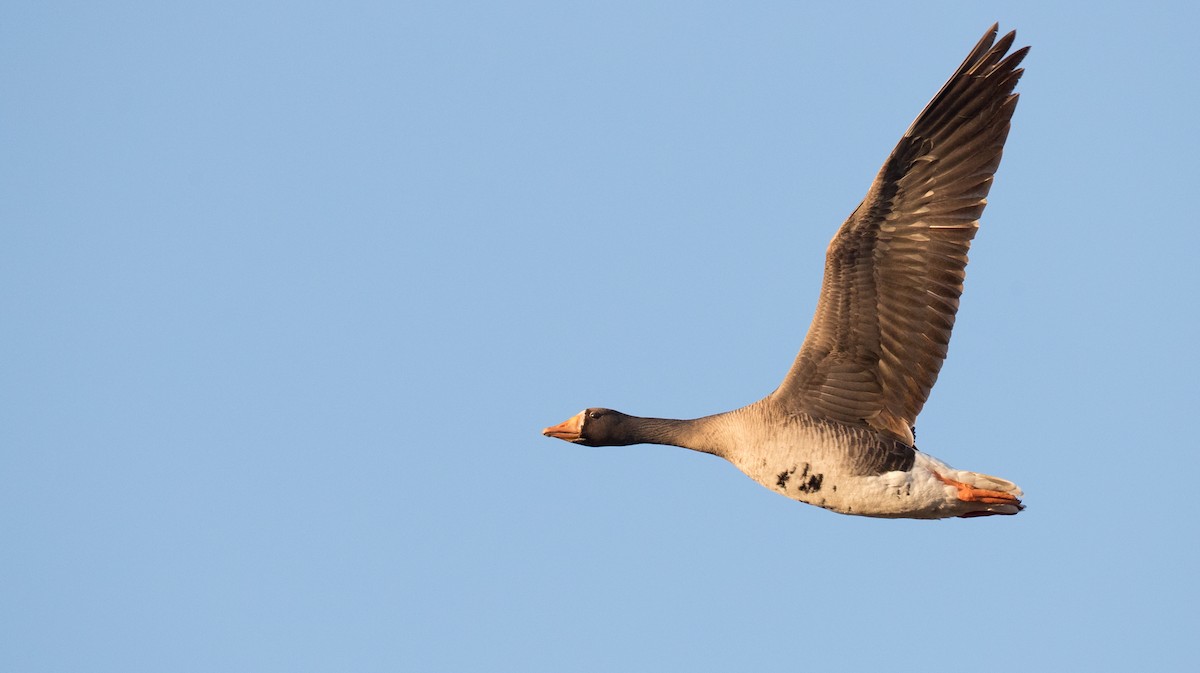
[543,25,1028,519]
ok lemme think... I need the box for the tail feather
[968,471,1023,497]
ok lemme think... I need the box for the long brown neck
[617,414,731,458]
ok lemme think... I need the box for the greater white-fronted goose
[544,25,1028,519]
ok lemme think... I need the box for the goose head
[542,408,638,447]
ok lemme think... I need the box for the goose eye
[588,411,600,419]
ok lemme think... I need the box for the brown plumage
[773,26,1028,446]
[543,25,1029,519]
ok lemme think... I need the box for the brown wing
[772,25,1028,445]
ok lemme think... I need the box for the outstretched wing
[772,25,1028,445]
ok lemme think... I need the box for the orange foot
[932,472,1023,506]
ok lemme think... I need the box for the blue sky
[4,1,1198,671]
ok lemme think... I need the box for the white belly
[725,420,960,518]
